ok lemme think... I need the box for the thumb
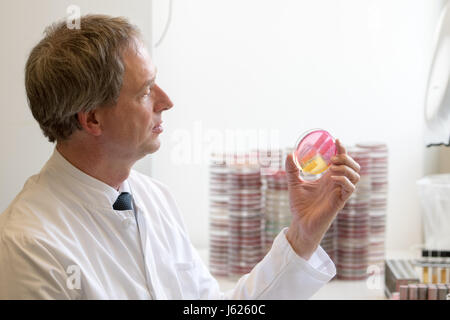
[285,153,301,185]
[335,138,347,155]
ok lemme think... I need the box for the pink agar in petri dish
[293,129,337,181]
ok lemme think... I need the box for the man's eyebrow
[138,77,156,93]
[138,68,158,92]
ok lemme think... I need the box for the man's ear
[76,110,102,137]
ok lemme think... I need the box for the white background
[0,0,448,255]
[150,0,447,250]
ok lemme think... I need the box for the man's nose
[154,84,173,112]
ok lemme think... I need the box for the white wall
[151,0,446,250]
[0,0,152,212]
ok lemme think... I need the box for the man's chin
[146,139,161,155]
[135,137,161,159]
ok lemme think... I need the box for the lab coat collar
[46,148,130,209]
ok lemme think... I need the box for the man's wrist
[285,223,319,261]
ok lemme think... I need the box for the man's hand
[285,139,361,260]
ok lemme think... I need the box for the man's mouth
[152,122,163,133]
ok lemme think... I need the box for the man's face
[96,40,173,161]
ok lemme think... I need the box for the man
[0,15,360,299]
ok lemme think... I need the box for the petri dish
[293,129,337,181]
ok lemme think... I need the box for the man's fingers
[333,139,361,173]
[285,153,301,185]
[329,164,360,185]
[285,153,299,175]
[331,175,356,201]
[335,139,346,155]
[331,153,361,173]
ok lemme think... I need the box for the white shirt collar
[48,148,130,209]
[118,180,131,194]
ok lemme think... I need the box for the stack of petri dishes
[227,163,264,277]
[263,169,291,254]
[356,142,389,273]
[336,146,371,280]
[208,153,231,277]
[321,221,337,266]
[207,139,388,280]
[252,149,283,176]
[252,149,285,254]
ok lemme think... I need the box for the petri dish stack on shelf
[356,142,389,274]
[263,169,291,254]
[321,221,337,266]
[208,153,231,277]
[336,146,371,280]
[227,163,264,277]
[208,154,230,276]
[251,149,283,176]
[207,138,388,280]
[251,149,286,254]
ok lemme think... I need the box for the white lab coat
[0,149,336,299]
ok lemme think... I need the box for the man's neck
[56,140,133,191]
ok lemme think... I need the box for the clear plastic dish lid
[293,129,337,181]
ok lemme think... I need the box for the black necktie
[113,192,133,211]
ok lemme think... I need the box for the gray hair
[25,14,142,142]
